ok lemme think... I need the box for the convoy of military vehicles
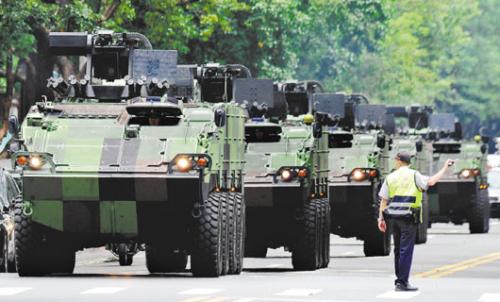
[0,30,493,277]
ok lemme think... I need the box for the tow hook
[22,201,33,217]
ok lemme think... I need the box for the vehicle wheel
[118,253,133,266]
[416,193,429,244]
[191,191,224,277]
[320,198,331,268]
[220,192,230,275]
[363,226,391,257]
[228,192,244,274]
[14,200,75,276]
[146,245,187,273]
[469,187,490,234]
[292,198,320,271]
[6,232,16,273]
[0,229,6,273]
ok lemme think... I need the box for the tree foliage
[0,0,498,136]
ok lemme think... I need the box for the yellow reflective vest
[386,167,423,221]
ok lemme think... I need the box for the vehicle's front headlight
[13,152,54,171]
[349,168,379,182]
[168,154,211,173]
[275,166,309,183]
[459,169,480,179]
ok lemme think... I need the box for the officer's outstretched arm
[428,159,454,187]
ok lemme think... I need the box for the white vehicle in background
[488,154,500,218]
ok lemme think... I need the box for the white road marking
[276,288,322,297]
[479,293,500,302]
[0,287,32,296]
[265,264,284,268]
[179,288,225,295]
[427,235,436,239]
[81,287,126,294]
[342,252,354,256]
[376,290,420,299]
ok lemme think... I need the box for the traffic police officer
[378,152,453,291]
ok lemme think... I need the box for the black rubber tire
[0,229,5,273]
[6,234,16,273]
[363,224,391,257]
[191,192,223,277]
[220,192,230,275]
[416,193,429,244]
[1,226,17,273]
[14,200,75,276]
[469,187,490,234]
[146,245,187,273]
[320,198,331,268]
[292,199,321,271]
[118,253,133,266]
[228,192,244,274]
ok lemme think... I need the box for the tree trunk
[20,23,56,121]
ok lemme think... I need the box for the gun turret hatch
[429,113,456,133]
[233,79,286,120]
[386,106,408,118]
[355,104,387,130]
[48,31,178,101]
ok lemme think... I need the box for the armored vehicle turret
[9,31,247,277]
[424,113,490,233]
[243,80,331,270]
[320,93,392,256]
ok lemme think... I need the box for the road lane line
[276,289,322,297]
[426,235,436,239]
[81,287,126,294]
[479,293,500,302]
[342,252,354,256]
[179,288,225,295]
[431,254,500,278]
[0,287,32,296]
[376,291,420,299]
[414,251,500,278]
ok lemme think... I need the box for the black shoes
[395,282,419,292]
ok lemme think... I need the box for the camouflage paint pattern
[14,98,246,240]
[244,115,329,208]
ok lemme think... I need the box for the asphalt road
[1,221,499,302]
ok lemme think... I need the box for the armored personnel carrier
[425,113,490,233]
[244,80,331,270]
[9,31,246,277]
[385,106,430,244]
[321,93,392,256]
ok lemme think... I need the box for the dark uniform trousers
[390,217,418,285]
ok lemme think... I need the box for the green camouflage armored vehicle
[9,31,246,277]
[425,113,490,233]
[244,80,331,270]
[385,106,430,244]
[321,93,392,256]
